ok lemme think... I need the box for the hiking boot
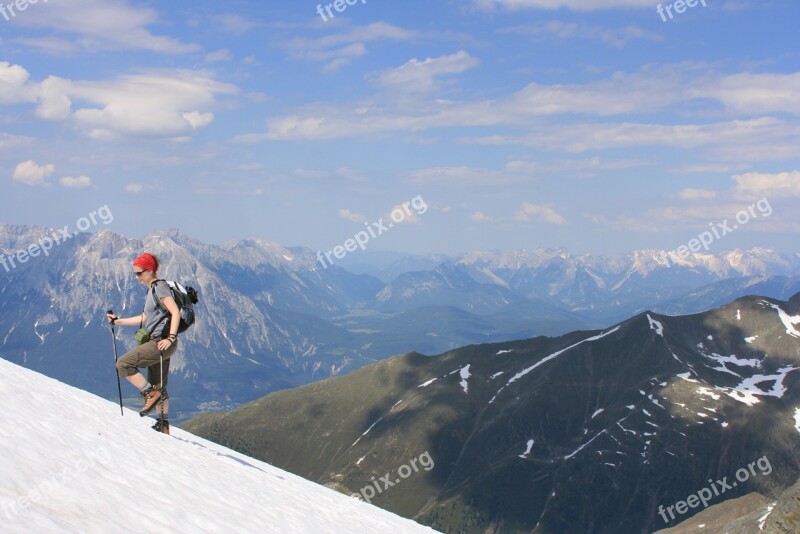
[139,386,161,417]
[152,419,170,435]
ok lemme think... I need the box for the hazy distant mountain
[655,274,800,316]
[337,250,455,283]
[456,247,800,321]
[1,223,796,421]
[375,262,526,314]
[185,292,800,533]
[353,247,800,323]
[0,226,587,420]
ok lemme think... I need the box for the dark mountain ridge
[185,292,800,533]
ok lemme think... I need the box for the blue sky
[1,0,798,256]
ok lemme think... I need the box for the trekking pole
[158,350,165,431]
[107,309,124,416]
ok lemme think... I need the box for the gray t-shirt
[144,281,173,338]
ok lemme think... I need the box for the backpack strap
[150,279,170,316]
[149,279,173,336]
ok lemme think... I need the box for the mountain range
[184,292,800,533]
[1,223,798,421]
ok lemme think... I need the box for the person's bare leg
[125,372,148,390]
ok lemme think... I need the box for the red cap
[133,252,158,273]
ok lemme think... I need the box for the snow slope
[0,358,437,534]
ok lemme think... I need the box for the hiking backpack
[150,279,199,333]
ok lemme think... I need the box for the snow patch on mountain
[564,430,607,460]
[418,378,437,388]
[697,387,721,401]
[459,364,471,394]
[699,350,762,376]
[519,439,535,459]
[677,372,699,383]
[766,303,800,338]
[489,326,621,404]
[647,314,664,337]
[351,417,385,447]
[759,503,777,530]
[417,365,472,393]
[723,367,797,406]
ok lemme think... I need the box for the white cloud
[689,73,800,116]
[59,176,92,188]
[253,64,700,140]
[733,171,800,197]
[126,183,145,193]
[475,0,655,10]
[373,51,480,93]
[646,203,770,224]
[339,209,367,223]
[589,214,660,233]
[12,160,55,187]
[669,163,750,174]
[11,37,80,55]
[473,117,800,161]
[385,204,422,224]
[678,188,717,200]
[506,157,649,177]
[240,64,800,165]
[182,111,215,130]
[0,132,35,150]
[293,169,329,179]
[336,167,369,182]
[515,202,566,224]
[410,166,520,186]
[471,211,496,223]
[0,62,37,105]
[205,49,233,63]
[503,21,661,47]
[13,0,199,54]
[285,22,419,71]
[216,13,261,34]
[29,69,238,138]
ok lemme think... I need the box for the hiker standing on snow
[107,252,179,434]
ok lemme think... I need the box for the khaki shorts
[116,339,177,398]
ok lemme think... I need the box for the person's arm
[156,295,180,351]
[106,312,146,327]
